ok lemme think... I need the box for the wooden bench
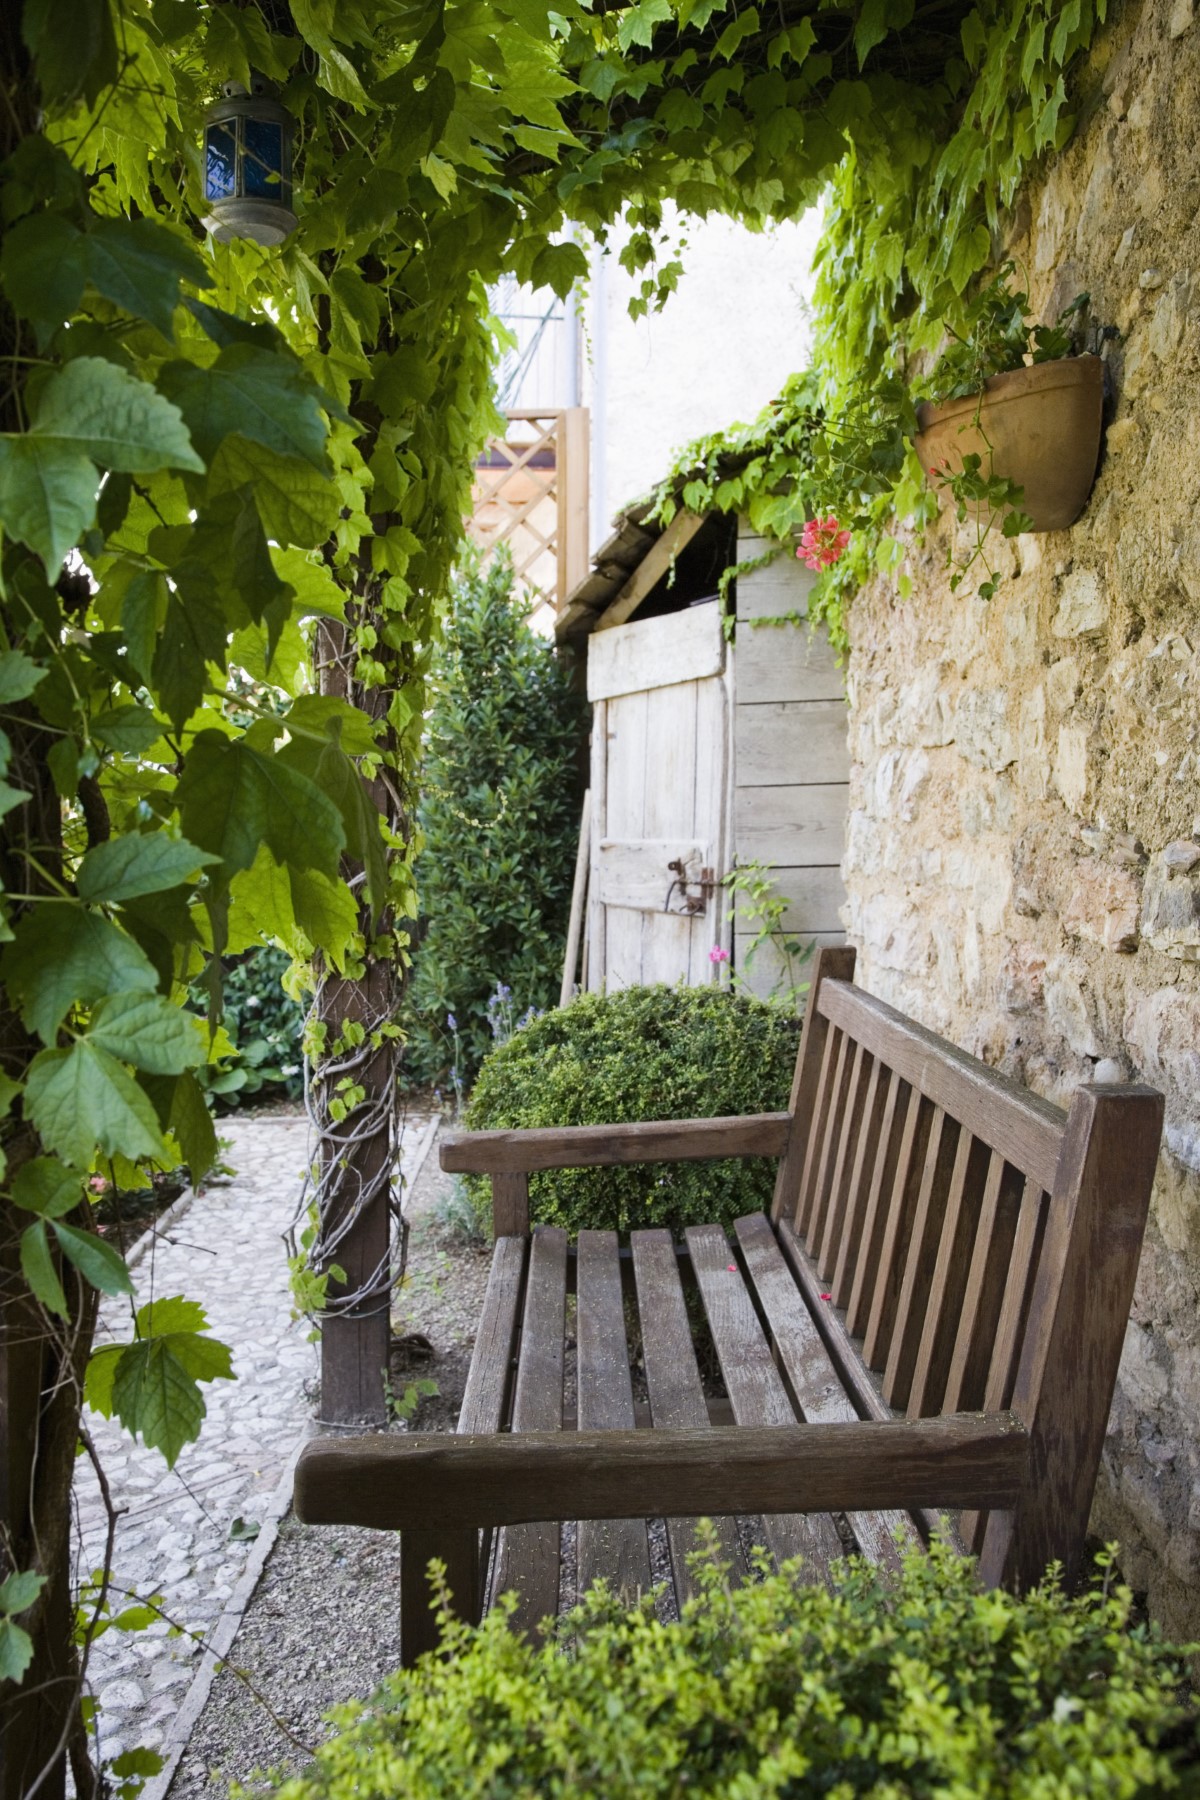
[295,948,1164,1662]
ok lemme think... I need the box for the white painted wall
[583,208,821,546]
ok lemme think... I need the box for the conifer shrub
[269,1541,1197,1800]
[462,984,801,1234]
[403,552,584,1087]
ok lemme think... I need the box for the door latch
[663,858,717,915]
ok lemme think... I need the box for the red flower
[796,514,851,572]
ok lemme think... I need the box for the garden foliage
[191,947,306,1107]
[403,556,583,1086]
[271,1540,1198,1800]
[463,985,800,1234]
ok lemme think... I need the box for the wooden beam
[593,510,706,632]
[294,1412,1030,1531]
[560,787,591,1007]
[440,1112,792,1174]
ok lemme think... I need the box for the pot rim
[915,352,1103,434]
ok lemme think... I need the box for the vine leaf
[76,832,220,905]
[30,358,204,475]
[176,732,346,880]
[53,1222,134,1297]
[0,212,87,341]
[86,1297,234,1468]
[87,993,207,1075]
[4,909,159,1044]
[84,216,212,339]
[0,437,98,570]
[0,1570,47,1683]
[11,1158,82,1218]
[0,650,48,705]
[158,345,332,471]
[19,1219,69,1319]
[24,1041,170,1169]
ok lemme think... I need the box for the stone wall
[842,0,1200,1635]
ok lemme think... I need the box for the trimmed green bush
[270,1541,1197,1799]
[402,551,585,1088]
[463,984,801,1234]
[189,945,305,1109]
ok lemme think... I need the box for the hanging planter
[913,353,1104,534]
[202,78,297,247]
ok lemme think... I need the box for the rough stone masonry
[840,0,1200,1636]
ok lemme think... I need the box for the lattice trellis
[468,407,589,634]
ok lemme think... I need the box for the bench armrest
[295,1413,1028,1530]
[440,1112,791,1175]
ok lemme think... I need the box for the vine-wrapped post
[309,609,407,1424]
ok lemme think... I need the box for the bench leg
[400,1528,480,1665]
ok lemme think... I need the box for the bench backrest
[774,947,1163,1586]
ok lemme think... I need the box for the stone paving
[73,1109,436,1775]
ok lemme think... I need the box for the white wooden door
[586,605,730,991]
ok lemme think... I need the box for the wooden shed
[557,504,850,1001]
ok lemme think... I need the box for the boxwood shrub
[271,1542,1197,1800]
[462,984,800,1235]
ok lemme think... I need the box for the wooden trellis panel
[468,408,589,632]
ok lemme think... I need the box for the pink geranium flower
[709,945,729,964]
[797,515,851,571]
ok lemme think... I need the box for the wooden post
[560,788,591,1007]
[557,406,590,614]
[492,1172,530,1238]
[978,1084,1163,1592]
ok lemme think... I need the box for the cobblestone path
[73,1111,435,1774]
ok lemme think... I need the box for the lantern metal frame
[202,78,297,248]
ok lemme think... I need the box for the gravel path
[164,1153,491,1798]
[71,1107,441,1787]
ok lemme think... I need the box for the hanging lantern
[202,78,297,247]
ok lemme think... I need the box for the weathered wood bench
[295,948,1164,1662]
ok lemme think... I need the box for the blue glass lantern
[202,78,296,247]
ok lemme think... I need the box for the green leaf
[158,345,330,472]
[90,706,167,754]
[207,438,340,548]
[0,1570,46,1617]
[4,907,159,1043]
[87,993,206,1075]
[137,1295,210,1337]
[77,833,220,904]
[270,548,345,621]
[20,1219,68,1318]
[22,0,118,106]
[52,1222,134,1296]
[165,1071,219,1181]
[0,651,48,705]
[176,732,346,880]
[25,1041,170,1168]
[84,1343,123,1417]
[11,1158,83,1219]
[120,570,168,682]
[0,1619,35,1684]
[0,211,87,339]
[30,358,204,475]
[107,1321,234,1467]
[0,437,97,569]
[85,216,213,340]
[152,587,232,730]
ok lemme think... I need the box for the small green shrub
[403,551,585,1088]
[270,1541,1197,1800]
[463,985,800,1235]
[189,945,306,1109]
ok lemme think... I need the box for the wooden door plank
[734,1214,917,1570]
[686,1223,844,1579]
[734,783,850,870]
[576,1231,652,1602]
[631,1229,745,1602]
[907,1132,992,1419]
[494,1227,568,1635]
[735,701,851,787]
[586,604,725,700]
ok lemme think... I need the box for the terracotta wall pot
[913,353,1104,533]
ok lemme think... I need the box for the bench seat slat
[735,1213,916,1571]
[493,1226,568,1635]
[576,1230,652,1603]
[632,1229,746,1601]
[686,1223,844,1579]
